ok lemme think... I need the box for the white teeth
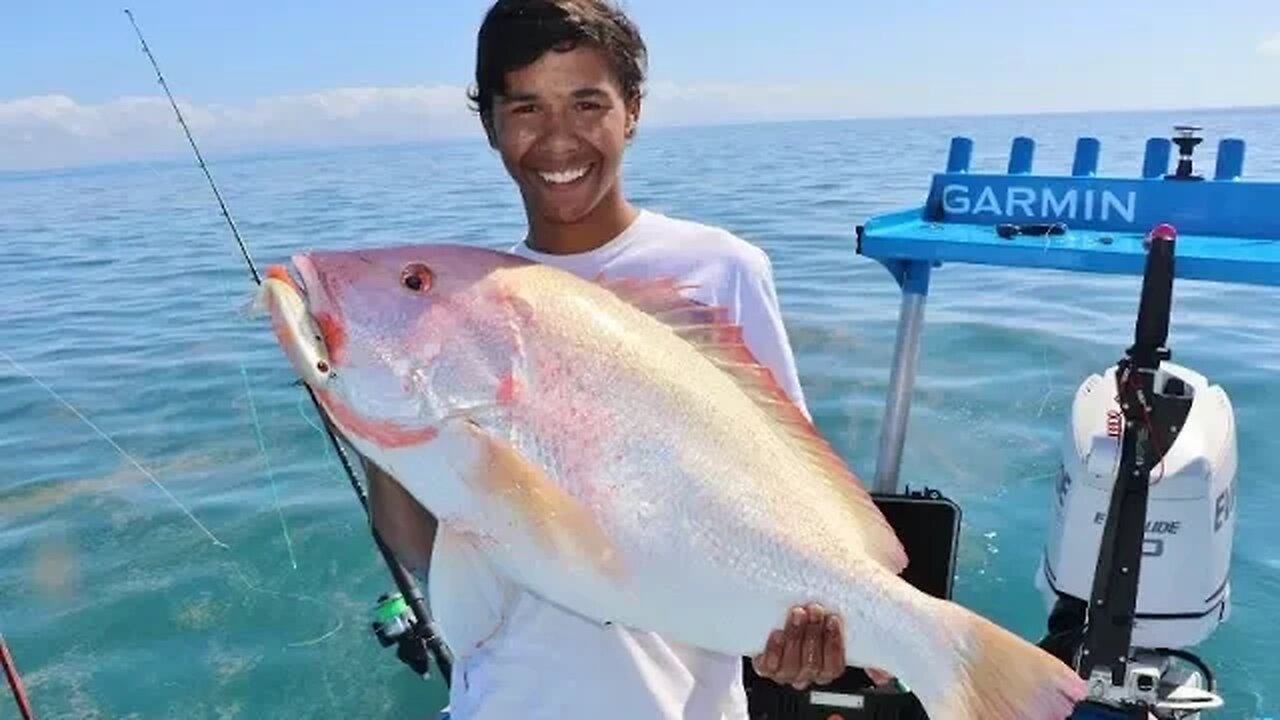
[538,165,590,185]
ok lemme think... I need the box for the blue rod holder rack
[1215,139,1245,181]
[1008,137,1035,175]
[1072,138,1101,177]
[1142,139,1171,179]
[857,129,1280,290]
[946,137,973,173]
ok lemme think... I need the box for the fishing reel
[371,592,435,679]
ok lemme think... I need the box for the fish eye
[401,263,433,293]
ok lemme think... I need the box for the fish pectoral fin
[455,422,625,583]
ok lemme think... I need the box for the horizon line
[3,100,1277,178]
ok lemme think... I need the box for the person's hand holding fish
[752,603,893,689]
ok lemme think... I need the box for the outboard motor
[1038,361,1237,650]
[1036,219,1234,719]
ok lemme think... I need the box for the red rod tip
[1149,223,1178,242]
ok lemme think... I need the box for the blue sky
[3,0,1278,170]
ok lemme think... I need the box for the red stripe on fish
[496,371,522,405]
[316,388,440,448]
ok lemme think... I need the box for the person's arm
[366,459,438,576]
[732,247,890,690]
[733,247,811,419]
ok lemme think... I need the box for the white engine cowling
[1035,360,1238,650]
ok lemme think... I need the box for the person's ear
[625,96,642,140]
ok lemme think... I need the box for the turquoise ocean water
[2,107,1277,719]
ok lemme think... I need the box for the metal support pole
[872,261,931,494]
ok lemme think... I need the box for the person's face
[487,44,638,227]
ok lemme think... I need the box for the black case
[744,488,962,720]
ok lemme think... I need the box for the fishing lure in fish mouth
[256,264,336,388]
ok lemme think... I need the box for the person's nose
[540,106,582,156]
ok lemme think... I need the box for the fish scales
[495,264,884,601]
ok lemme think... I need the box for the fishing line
[123,9,258,286]
[240,364,299,570]
[223,563,345,649]
[1,349,351,651]
[1036,344,1055,418]
[296,393,349,486]
[0,348,229,550]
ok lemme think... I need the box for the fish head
[259,243,535,452]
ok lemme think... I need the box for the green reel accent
[375,593,410,624]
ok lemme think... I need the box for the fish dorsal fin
[596,275,908,574]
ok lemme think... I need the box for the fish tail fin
[916,600,1088,720]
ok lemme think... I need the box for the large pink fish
[258,245,1087,719]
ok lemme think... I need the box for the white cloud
[2,81,873,172]
[2,74,1277,172]
[1260,32,1280,56]
[0,86,480,172]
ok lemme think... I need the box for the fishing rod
[122,8,453,687]
[2,635,36,720]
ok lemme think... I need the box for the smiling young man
[367,1,872,717]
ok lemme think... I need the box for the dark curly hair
[468,0,648,121]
